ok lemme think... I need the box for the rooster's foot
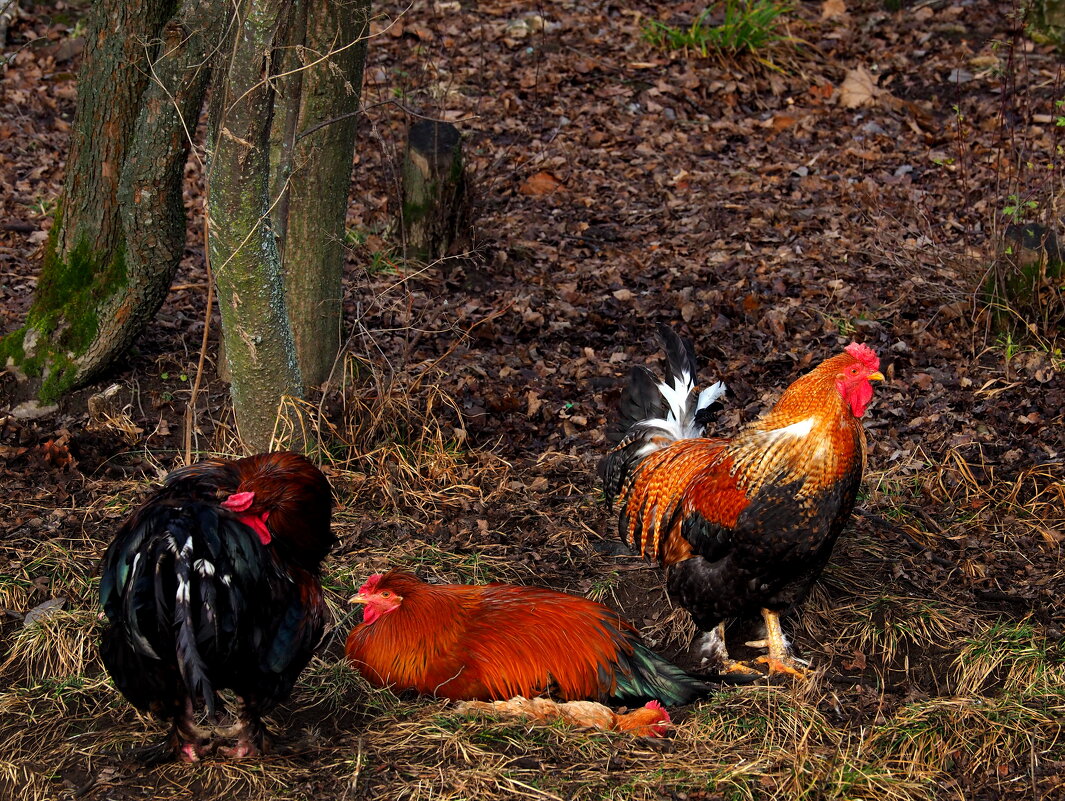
[755,655,811,679]
[218,738,262,759]
[178,742,204,763]
[172,722,215,762]
[716,659,762,683]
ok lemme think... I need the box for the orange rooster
[601,327,883,678]
[99,452,335,761]
[344,570,709,705]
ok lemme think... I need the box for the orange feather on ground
[456,697,672,738]
[344,571,708,705]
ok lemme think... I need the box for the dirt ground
[1,0,1064,799]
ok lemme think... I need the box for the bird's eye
[850,367,859,375]
[381,591,391,598]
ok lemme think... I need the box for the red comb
[845,342,879,371]
[358,573,383,594]
[220,490,255,512]
[644,699,669,720]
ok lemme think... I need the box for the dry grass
[1,376,1063,800]
[272,351,512,523]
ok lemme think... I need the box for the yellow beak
[869,371,885,382]
[349,594,369,604]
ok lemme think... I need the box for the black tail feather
[172,524,216,715]
[656,324,698,392]
[600,326,726,508]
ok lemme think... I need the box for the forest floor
[2,0,1064,799]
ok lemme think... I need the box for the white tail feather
[635,379,727,446]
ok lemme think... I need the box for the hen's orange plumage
[344,571,707,705]
[601,327,883,676]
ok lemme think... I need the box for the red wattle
[240,514,272,545]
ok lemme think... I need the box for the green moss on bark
[31,224,128,354]
[0,211,130,402]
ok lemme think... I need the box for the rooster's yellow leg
[755,608,810,678]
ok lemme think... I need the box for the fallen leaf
[24,597,67,628]
[41,437,73,470]
[839,66,881,109]
[526,390,543,417]
[769,113,799,132]
[913,373,934,391]
[809,83,834,103]
[842,649,867,670]
[519,171,564,195]
[821,0,847,19]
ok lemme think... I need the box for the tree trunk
[0,0,213,401]
[208,0,303,451]
[279,0,371,389]
[90,1,220,377]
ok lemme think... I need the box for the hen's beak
[349,593,369,605]
[869,371,885,382]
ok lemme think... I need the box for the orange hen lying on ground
[601,327,884,678]
[345,570,709,705]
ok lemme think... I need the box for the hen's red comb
[845,342,880,372]
[359,573,384,595]
[644,700,670,720]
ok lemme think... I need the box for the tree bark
[89,1,220,376]
[279,0,370,389]
[0,0,214,400]
[57,0,176,259]
[208,0,304,451]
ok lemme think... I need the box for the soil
[1,1,1063,799]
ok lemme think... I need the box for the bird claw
[714,659,763,684]
[218,740,261,759]
[176,740,212,763]
[755,655,811,679]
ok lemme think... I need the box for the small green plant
[1002,193,1038,223]
[818,311,856,337]
[344,229,400,275]
[30,197,58,217]
[996,330,1022,363]
[367,250,399,276]
[643,0,792,58]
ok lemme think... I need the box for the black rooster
[99,452,334,760]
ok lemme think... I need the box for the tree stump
[1029,0,1065,52]
[400,120,466,262]
[984,222,1065,332]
